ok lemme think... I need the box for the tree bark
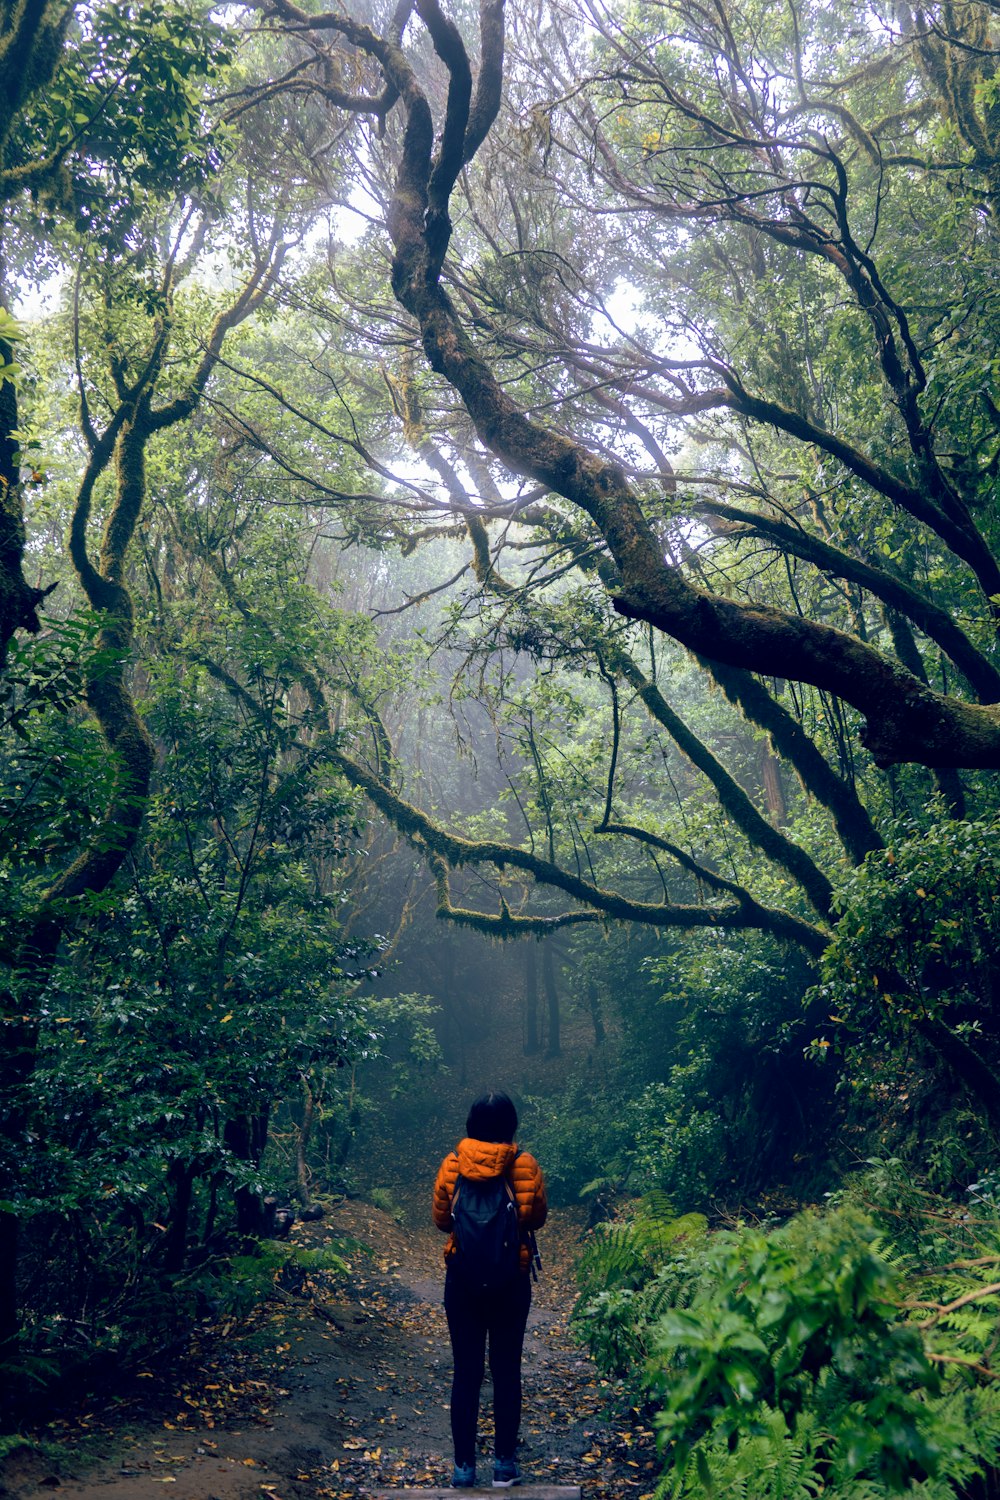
[296,1075,317,1210]
[587,981,606,1047]
[225,1108,273,1240]
[345,0,1000,769]
[524,943,540,1055]
[542,941,561,1057]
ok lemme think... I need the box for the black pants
[444,1269,532,1466]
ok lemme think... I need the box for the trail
[2,1203,660,1500]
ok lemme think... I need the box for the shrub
[574,1198,1000,1497]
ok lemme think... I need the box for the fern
[576,1203,707,1299]
[642,1262,697,1324]
[284,1242,354,1275]
[580,1175,620,1200]
[663,1408,827,1500]
[576,1221,651,1297]
[0,1433,35,1461]
[640,1188,677,1226]
[902,1219,1000,1378]
[573,1204,707,1381]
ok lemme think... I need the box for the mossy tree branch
[279,1,1000,768]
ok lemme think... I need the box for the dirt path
[1,1204,660,1500]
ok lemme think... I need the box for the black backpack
[450,1164,522,1291]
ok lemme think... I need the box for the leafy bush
[810,817,1000,1170]
[623,1079,728,1207]
[650,1208,947,1491]
[573,1195,707,1388]
[1,631,382,1395]
[632,937,832,1206]
[529,933,828,1212]
[574,1197,1000,1497]
[524,1077,635,1202]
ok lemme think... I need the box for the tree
[219,0,1000,1123]
[0,0,234,659]
[5,0,1000,1383]
[0,53,296,1354]
[259,0,1000,755]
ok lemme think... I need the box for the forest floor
[0,1201,661,1500]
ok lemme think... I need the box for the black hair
[466,1091,518,1144]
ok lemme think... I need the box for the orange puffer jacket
[433,1138,547,1273]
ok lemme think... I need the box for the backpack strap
[449,1151,461,1220]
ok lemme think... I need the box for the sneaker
[492,1457,521,1487]
[452,1461,476,1488]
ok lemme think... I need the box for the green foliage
[623,1079,728,1208]
[816,816,1000,1039]
[0,1434,36,1462]
[9,0,233,266]
[573,1197,707,1384]
[0,612,119,883]
[532,933,829,1212]
[367,1188,405,1224]
[650,1209,942,1487]
[639,939,821,1112]
[0,560,388,1384]
[577,1194,708,1295]
[211,1239,352,1319]
[525,1073,634,1202]
[810,818,1000,1167]
[574,1192,1000,1499]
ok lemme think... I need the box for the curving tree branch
[292,0,1000,768]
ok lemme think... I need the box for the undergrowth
[1,1234,355,1413]
[574,1173,1000,1496]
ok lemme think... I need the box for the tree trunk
[524,944,540,1054]
[0,1210,18,1361]
[761,747,787,825]
[296,1075,316,1210]
[225,1108,272,1239]
[163,1161,195,1274]
[587,980,606,1047]
[914,1017,1000,1135]
[542,942,561,1057]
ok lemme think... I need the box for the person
[432,1091,548,1489]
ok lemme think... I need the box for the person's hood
[453,1137,518,1179]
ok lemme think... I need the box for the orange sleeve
[526,1157,547,1230]
[432,1152,459,1231]
[513,1152,548,1230]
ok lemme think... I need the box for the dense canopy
[1,0,1000,1460]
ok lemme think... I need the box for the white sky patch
[335,186,383,246]
[600,278,642,337]
[11,271,64,321]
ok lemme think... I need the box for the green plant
[575,1192,1000,1497]
[368,1188,405,1224]
[812,818,1000,1141]
[211,1239,352,1318]
[657,1207,1000,1495]
[574,1197,707,1383]
[650,1209,944,1487]
[524,1079,633,1202]
[624,1080,728,1208]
